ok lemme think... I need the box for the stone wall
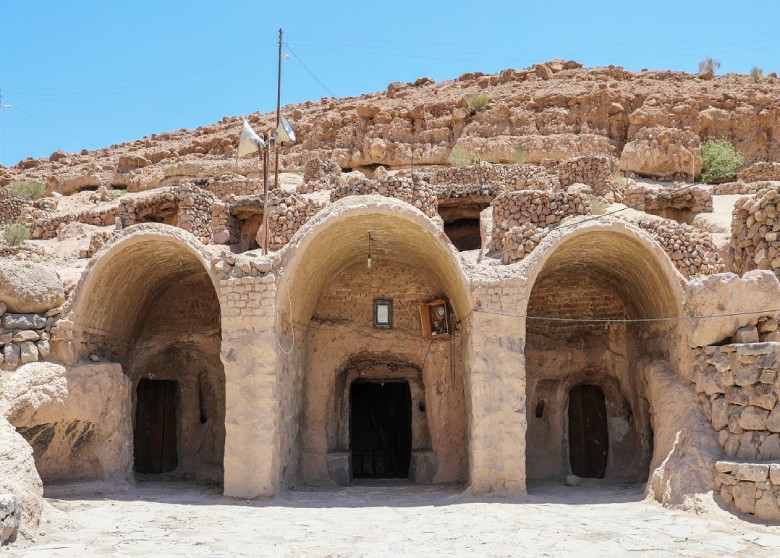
[693,337,780,520]
[0,311,54,371]
[739,162,780,183]
[28,206,116,240]
[636,219,724,277]
[624,184,713,214]
[296,156,343,194]
[557,155,621,199]
[0,189,27,226]
[429,163,559,191]
[117,183,215,243]
[730,185,780,278]
[712,181,769,195]
[331,177,438,219]
[490,190,590,262]
[207,176,263,199]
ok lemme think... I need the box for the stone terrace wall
[557,155,622,199]
[428,163,559,191]
[331,177,438,218]
[712,181,770,196]
[28,205,116,240]
[624,184,713,214]
[739,162,780,183]
[0,311,55,371]
[636,219,724,277]
[693,339,780,520]
[490,189,590,263]
[730,185,780,278]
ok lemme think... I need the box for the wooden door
[568,384,608,479]
[134,379,178,474]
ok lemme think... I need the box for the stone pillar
[466,310,527,494]
[220,274,281,498]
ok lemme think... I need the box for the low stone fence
[490,189,590,263]
[710,181,768,195]
[557,155,621,199]
[739,162,780,183]
[28,205,117,240]
[0,311,54,371]
[207,176,264,199]
[296,156,343,194]
[428,163,559,191]
[730,185,780,279]
[636,219,724,277]
[714,461,780,520]
[624,184,713,214]
[331,177,438,218]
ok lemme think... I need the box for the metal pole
[261,147,269,255]
[274,28,282,189]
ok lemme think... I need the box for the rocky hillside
[2,60,780,193]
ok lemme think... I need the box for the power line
[2,98,91,147]
[284,41,336,97]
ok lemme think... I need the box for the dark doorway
[350,381,412,479]
[443,218,481,251]
[134,379,178,474]
[568,384,609,479]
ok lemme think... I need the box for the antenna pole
[262,146,269,255]
[274,28,282,190]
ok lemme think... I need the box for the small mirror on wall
[374,299,392,329]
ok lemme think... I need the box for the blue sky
[1,1,778,166]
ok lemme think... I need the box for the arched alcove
[69,225,225,483]
[276,196,472,487]
[522,225,683,485]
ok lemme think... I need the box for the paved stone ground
[6,479,780,557]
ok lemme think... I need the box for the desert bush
[466,94,490,113]
[3,224,29,246]
[512,148,526,164]
[588,196,609,215]
[448,146,480,166]
[698,57,721,75]
[9,178,45,200]
[750,67,763,83]
[699,138,743,183]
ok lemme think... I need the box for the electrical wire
[283,41,336,98]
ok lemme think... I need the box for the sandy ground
[5,480,780,557]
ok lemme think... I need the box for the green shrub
[9,179,45,200]
[512,148,526,164]
[466,94,490,113]
[750,67,763,83]
[700,138,743,183]
[3,224,29,246]
[448,146,480,166]
[698,57,721,75]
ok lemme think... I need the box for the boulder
[0,494,21,545]
[0,261,65,314]
[0,419,44,539]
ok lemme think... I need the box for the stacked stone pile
[637,219,724,277]
[429,163,559,191]
[0,190,28,226]
[730,186,780,278]
[739,162,780,183]
[557,155,622,200]
[331,177,438,218]
[296,156,343,194]
[267,194,327,250]
[624,184,713,213]
[0,308,54,370]
[490,190,590,263]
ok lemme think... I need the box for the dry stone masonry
[738,162,780,183]
[557,155,622,200]
[331,176,438,218]
[636,219,724,277]
[730,185,780,278]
